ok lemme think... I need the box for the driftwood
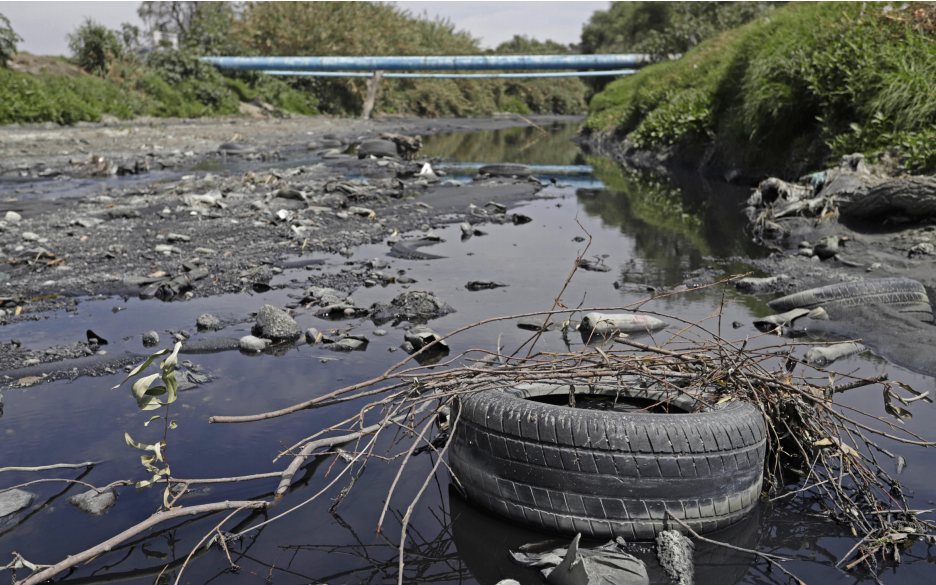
[17,501,269,585]
[840,176,936,218]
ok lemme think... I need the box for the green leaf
[140,454,160,473]
[163,369,178,405]
[168,420,178,429]
[112,348,171,389]
[131,373,163,410]
[144,415,163,426]
[125,431,154,451]
[160,341,182,371]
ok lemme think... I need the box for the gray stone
[369,291,455,325]
[142,331,160,347]
[305,328,320,343]
[21,232,40,241]
[193,247,217,256]
[196,313,222,331]
[0,489,35,518]
[68,488,117,515]
[373,329,388,336]
[4,211,22,225]
[253,304,301,341]
[238,335,267,352]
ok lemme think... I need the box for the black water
[3,123,936,585]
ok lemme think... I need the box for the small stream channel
[2,121,935,585]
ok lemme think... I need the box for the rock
[578,258,611,272]
[404,326,448,351]
[656,530,694,585]
[323,334,369,351]
[68,488,117,515]
[21,232,40,241]
[734,274,789,292]
[357,139,398,159]
[238,335,267,352]
[252,304,301,341]
[517,315,558,331]
[305,328,321,343]
[465,281,508,291]
[196,313,222,331]
[460,222,473,235]
[166,233,190,243]
[368,291,455,325]
[373,329,388,336]
[4,211,22,225]
[909,242,935,257]
[0,489,35,518]
[193,247,217,256]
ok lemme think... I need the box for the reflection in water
[580,157,764,288]
[421,122,585,167]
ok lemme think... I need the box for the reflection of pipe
[264,69,636,79]
[441,174,606,190]
[202,55,652,72]
[437,163,594,175]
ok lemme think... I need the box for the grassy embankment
[586,2,936,175]
[0,2,587,126]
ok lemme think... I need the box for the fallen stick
[0,462,98,473]
[17,500,269,585]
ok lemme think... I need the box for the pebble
[193,247,217,256]
[196,313,222,331]
[4,211,22,225]
[373,329,388,336]
[238,335,267,352]
[21,232,39,241]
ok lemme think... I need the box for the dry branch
[16,501,269,585]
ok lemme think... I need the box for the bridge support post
[361,70,383,120]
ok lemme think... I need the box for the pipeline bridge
[201,54,653,119]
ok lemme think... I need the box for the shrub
[68,18,126,76]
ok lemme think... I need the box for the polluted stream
[2,121,936,585]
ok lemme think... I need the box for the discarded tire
[767,278,932,319]
[450,382,766,540]
[357,139,398,159]
[478,163,532,178]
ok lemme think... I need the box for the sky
[0,1,610,57]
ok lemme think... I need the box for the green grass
[0,67,143,124]
[586,2,936,173]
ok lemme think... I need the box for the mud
[0,115,570,378]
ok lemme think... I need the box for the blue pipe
[262,69,635,79]
[201,54,650,72]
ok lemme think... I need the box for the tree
[580,2,781,56]
[137,1,198,36]
[580,2,672,55]
[0,12,22,68]
[67,18,126,76]
[494,35,570,55]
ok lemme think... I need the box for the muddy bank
[0,115,573,377]
[581,131,936,375]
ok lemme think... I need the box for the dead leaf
[148,271,167,278]
[14,306,22,317]
[17,376,41,386]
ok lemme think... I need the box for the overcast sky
[0,1,609,56]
